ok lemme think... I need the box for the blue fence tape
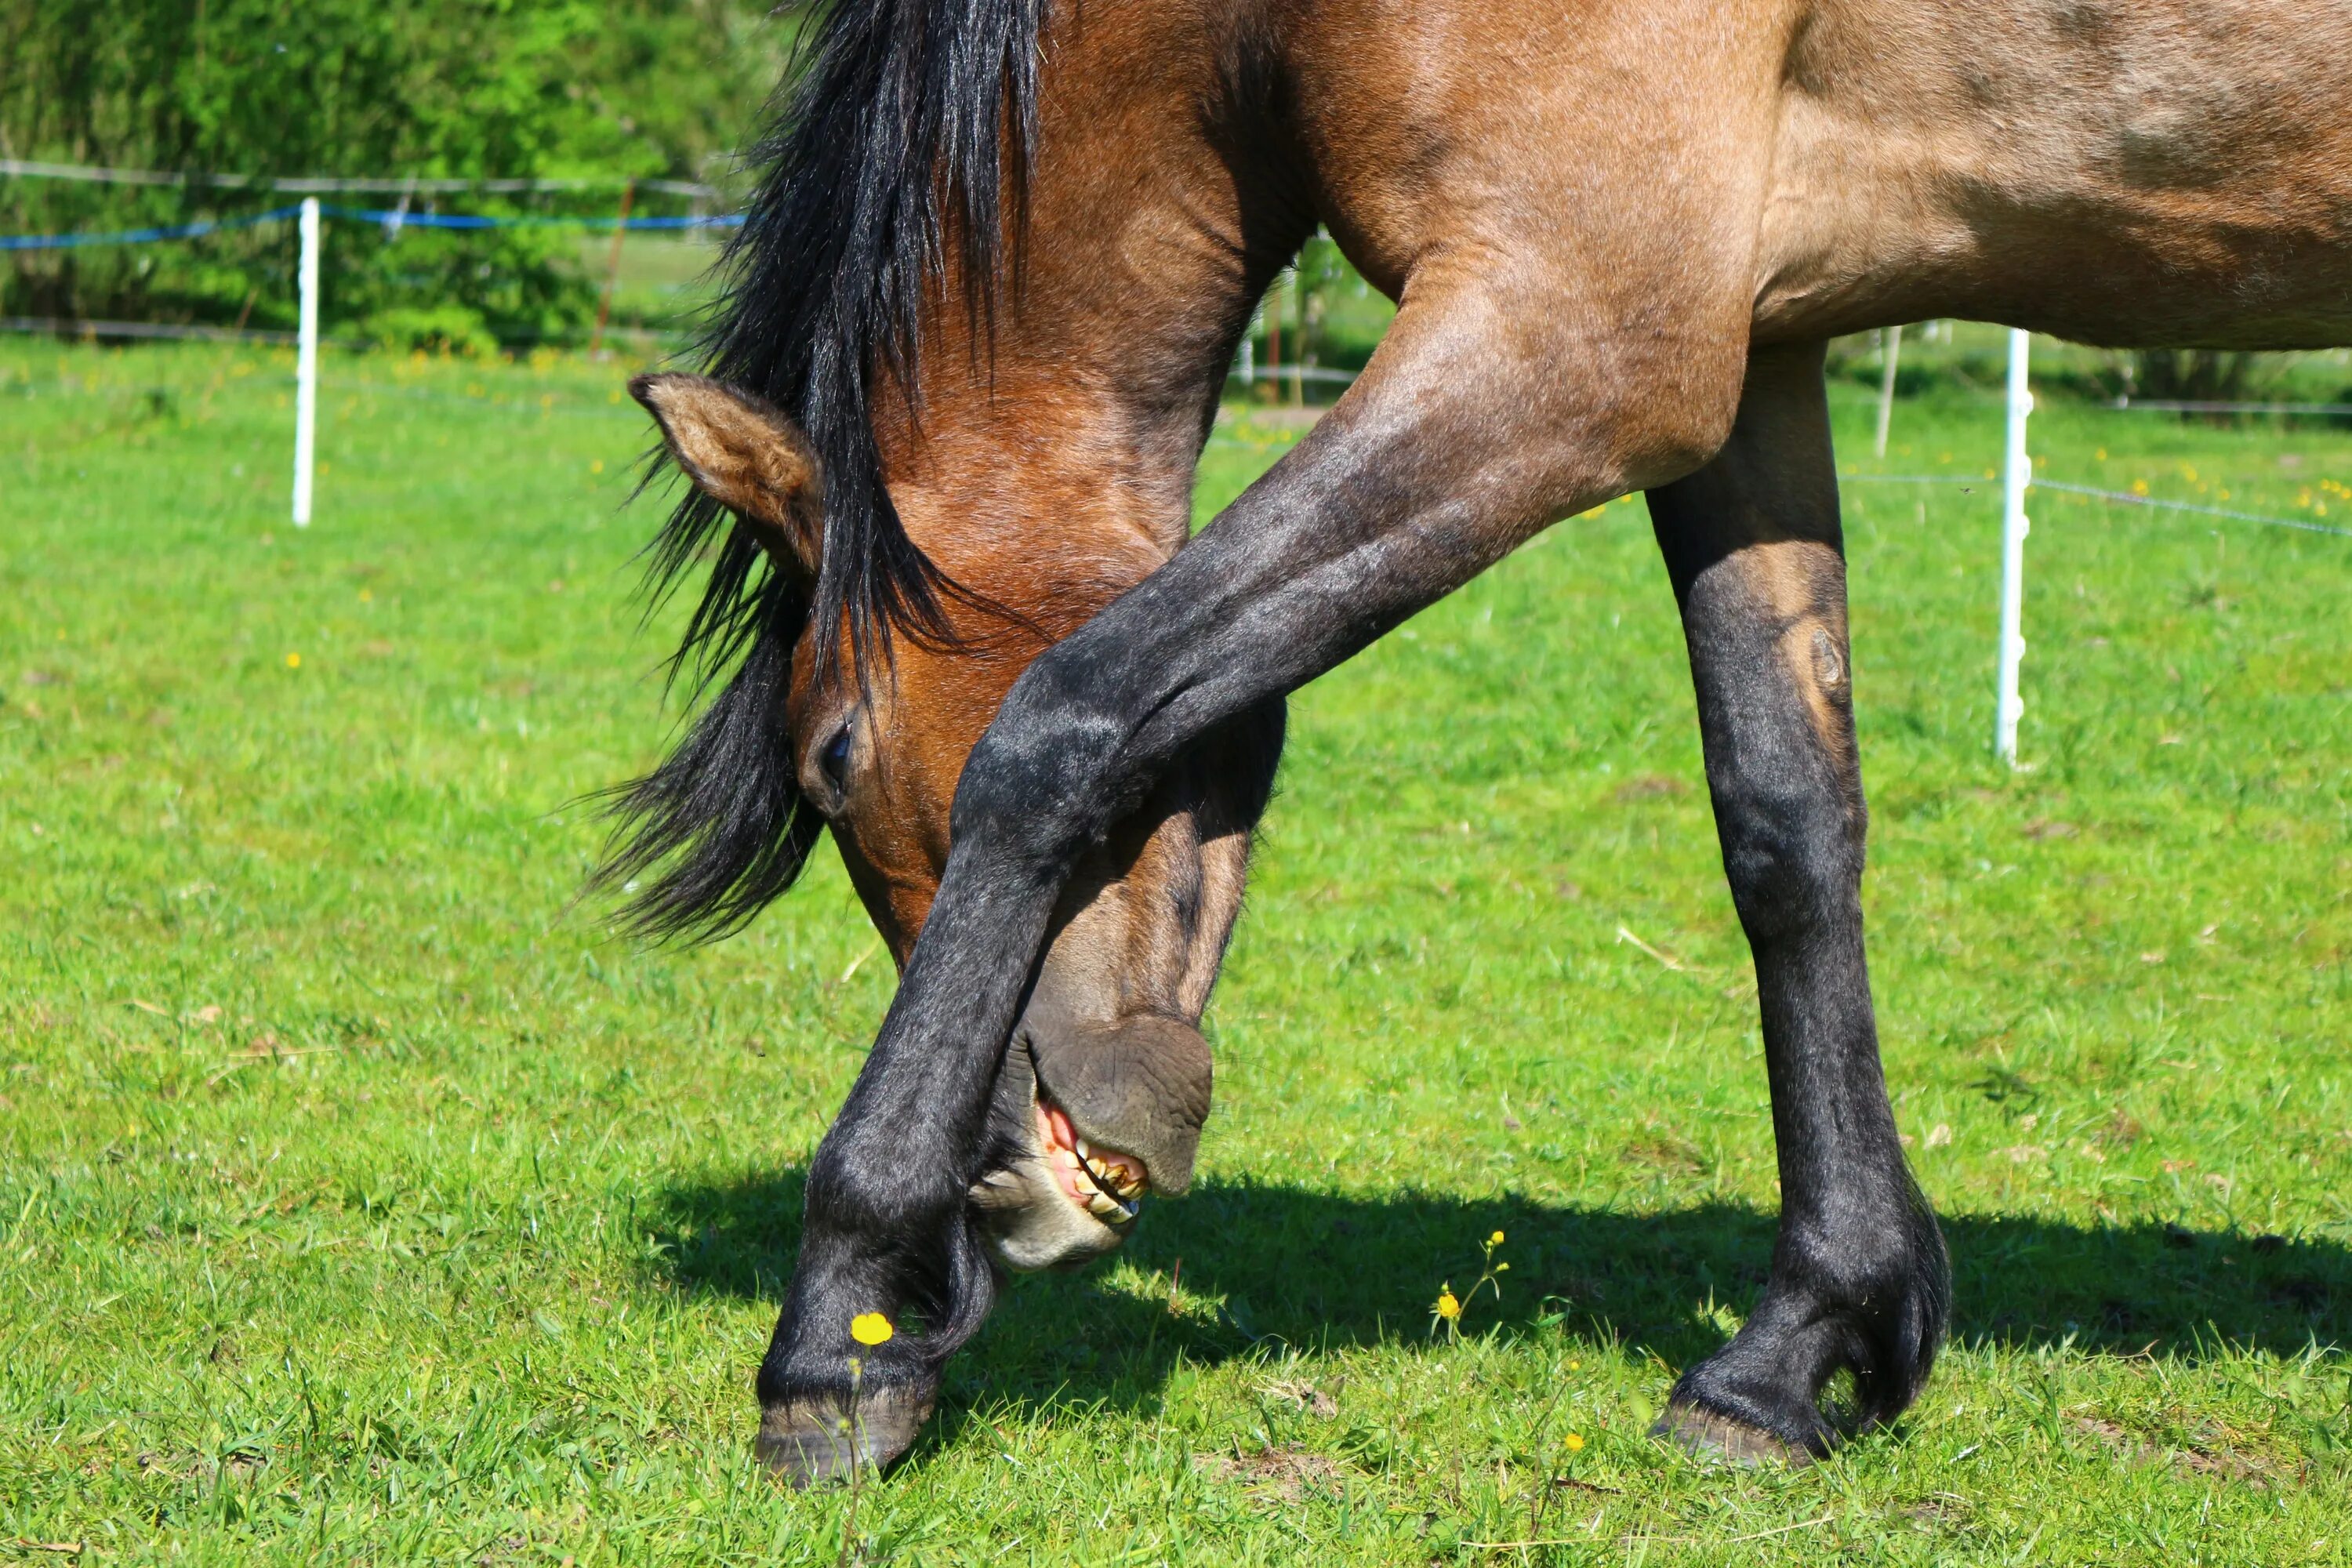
[0,204,304,251]
[0,205,742,250]
[324,205,743,232]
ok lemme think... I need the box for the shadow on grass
[651,1171,2349,1428]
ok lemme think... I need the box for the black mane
[597,0,1048,942]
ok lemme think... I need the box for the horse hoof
[1651,1403,1818,1468]
[756,1383,935,1486]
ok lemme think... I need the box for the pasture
[2,336,2349,1563]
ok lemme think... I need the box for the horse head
[626,372,1279,1275]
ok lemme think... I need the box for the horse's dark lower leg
[1645,343,1947,1462]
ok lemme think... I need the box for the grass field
[2,336,2350,1564]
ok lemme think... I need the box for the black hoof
[1652,1401,1819,1467]
[756,1382,936,1487]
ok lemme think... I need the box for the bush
[359,304,499,358]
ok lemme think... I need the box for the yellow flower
[1433,1287,1461,1321]
[850,1312,895,1347]
[1564,1432,1585,1453]
[1488,1230,1504,1247]
[285,652,301,669]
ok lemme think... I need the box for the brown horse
[604,0,2352,1480]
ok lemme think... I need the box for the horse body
[1752,0,2352,346]
[611,0,2352,1479]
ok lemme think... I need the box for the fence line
[2032,477,2352,539]
[2107,397,2352,417]
[0,204,302,251]
[0,314,298,345]
[0,206,742,251]
[1225,363,1357,387]
[1843,471,2352,541]
[322,205,742,233]
[2,158,715,199]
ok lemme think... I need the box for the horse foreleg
[1645,342,1949,1462]
[751,269,1751,1482]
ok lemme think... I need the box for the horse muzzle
[968,1000,1212,1272]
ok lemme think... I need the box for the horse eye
[819,725,853,794]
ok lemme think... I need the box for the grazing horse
[606,0,2352,1479]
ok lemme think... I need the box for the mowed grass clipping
[2,338,2349,1565]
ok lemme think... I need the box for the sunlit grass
[2,339,2348,1563]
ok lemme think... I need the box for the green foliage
[1243,234,1397,392]
[2,338,2350,1561]
[1829,323,2352,416]
[0,0,786,336]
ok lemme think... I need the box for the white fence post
[1995,328,2032,765]
[1874,322,1903,458]
[292,196,320,527]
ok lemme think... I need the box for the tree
[0,0,787,339]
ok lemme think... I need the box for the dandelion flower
[1564,1432,1585,1453]
[285,652,301,669]
[1433,1287,1461,1321]
[1489,1230,1505,1247]
[850,1312,895,1347]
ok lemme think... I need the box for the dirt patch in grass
[2067,1414,2284,1488]
[1194,1445,1352,1504]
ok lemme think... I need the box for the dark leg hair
[1645,342,1947,1461]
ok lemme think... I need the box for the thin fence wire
[2105,397,2352,417]
[2033,477,2352,539]
[0,205,741,250]
[0,314,298,345]
[1842,472,2352,542]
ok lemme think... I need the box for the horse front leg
[751,269,1752,1481]
[1646,343,1949,1462]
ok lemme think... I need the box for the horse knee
[949,648,1134,872]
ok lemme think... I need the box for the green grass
[2,338,2350,1564]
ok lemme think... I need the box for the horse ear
[630,373,822,580]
